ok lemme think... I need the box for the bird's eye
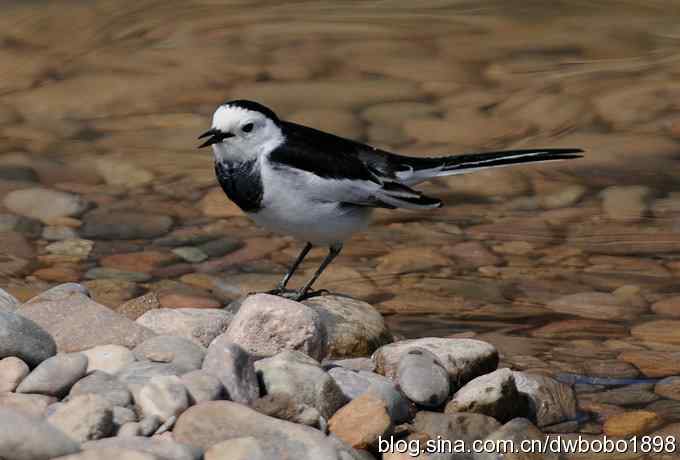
[242,123,254,133]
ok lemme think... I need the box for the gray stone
[48,394,114,442]
[135,308,232,347]
[0,288,19,312]
[17,352,88,397]
[172,247,208,263]
[446,368,526,423]
[252,393,322,427]
[204,437,267,460]
[255,350,347,419]
[180,370,224,404]
[53,447,160,460]
[82,437,201,460]
[3,187,88,222]
[397,347,450,407]
[18,290,156,352]
[0,310,57,366]
[137,375,190,423]
[43,225,79,241]
[117,361,186,402]
[133,335,206,373]
[84,268,151,283]
[0,356,30,392]
[513,372,577,427]
[81,210,173,240]
[325,357,376,372]
[82,344,136,375]
[24,283,89,302]
[202,338,258,404]
[413,411,501,459]
[70,370,133,408]
[473,418,558,460]
[0,408,80,459]
[113,406,138,428]
[303,295,393,358]
[138,415,162,436]
[225,294,327,360]
[327,366,410,422]
[0,392,57,417]
[373,338,498,389]
[174,401,341,458]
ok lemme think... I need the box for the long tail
[395,148,584,185]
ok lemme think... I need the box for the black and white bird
[199,100,582,300]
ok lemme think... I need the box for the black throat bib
[214,160,264,213]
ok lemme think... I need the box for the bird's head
[198,100,284,162]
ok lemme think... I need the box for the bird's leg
[267,242,313,295]
[294,243,342,301]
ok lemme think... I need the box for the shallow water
[2,0,680,443]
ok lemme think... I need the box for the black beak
[198,129,233,148]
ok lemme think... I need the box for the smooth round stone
[0,288,19,312]
[0,310,57,366]
[137,375,190,423]
[70,370,134,408]
[133,335,206,374]
[82,436,202,460]
[255,350,347,420]
[328,393,392,450]
[413,411,501,447]
[303,295,393,359]
[47,394,114,442]
[485,418,557,459]
[0,165,38,182]
[0,392,57,417]
[45,239,94,258]
[54,447,159,460]
[112,406,138,427]
[655,377,680,401]
[512,372,577,427]
[603,410,663,437]
[82,344,136,375]
[204,437,268,460]
[158,292,221,309]
[81,210,173,240]
[198,237,243,257]
[619,350,680,377]
[83,280,142,309]
[116,361,186,401]
[0,408,80,459]
[135,308,232,347]
[94,158,154,188]
[119,293,162,321]
[632,320,680,345]
[0,356,30,392]
[85,268,151,283]
[446,368,525,423]
[17,352,88,397]
[202,338,258,405]
[172,247,208,263]
[545,292,646,321]
[180,370,224,404]
[3,187,88,222]
[225,294,327,360]
[43,225,79,241]
[397,348,450,408]
[252,393,321,427]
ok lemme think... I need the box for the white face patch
[210,105,285,164]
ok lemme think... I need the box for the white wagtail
[198,100,582,300]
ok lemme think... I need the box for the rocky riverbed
[2,1,680,458]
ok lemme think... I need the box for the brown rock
[33,266,81,283]
[200,187,243,218]
[652,296,680,317]
[545,292,646,321]
[631,321,680,345]
[467,218,555,244]
[196,237,287,273]
[117,292,161,320]
[328,393,392,449]
[158,293,221,309]
[567,223,680,255]
[531,319,628,340]
[83,280,142,309]
[619,351,680,378]
[603,410,662,437]
[655,377,680,401]
[0,231,34,259]
[100,251,177,274]
[376,247,450,275]
[443,241,501,267]
[0,392,57,417]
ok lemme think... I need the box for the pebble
[0,356,30,392]
[545,291,646,321]
[0,288,19,312]
[619,350,680,378]
[581,385,659,406]
[444,241,501,268]
[328,393,393,449]
[45,238,94,258]
[603,410,663,437]
[202,339,259,404]
[632,320,680,345]
[513,372,577,427]
[0,392,56,417]
[225,294,327,360]
[303,295,393,358]
[158,292,221,309]
[373,337,499,388]
[137,375,190,423]
[204,437,267,460]
[112,406,138,429]
[3,187,88,222]
[48,394,114,442]
[255,350,347,419]
[0,230,34,259]
[376,247,451,274]
[413,411,501,448]
[652,296,680,317]
[600,185,652,222]
[136,308,232,347]
[197,237,243,258]
[251,393,322,427]
[0,408,80,459]
[116,361,186,401]
[82,344,136,374]
[446,368,525,423]
[54,448,159,460]
[100,251,177,274]
[17,352,88,397]
[34,266,82,283]
[397,347,450,407]
[0,310,57,366]
[81,280,141,308]
[18,288,156,351]
[172,247,208,263]
[43,225,79,241]
[94,158,154,188]
[328,366,410,423]
[134,335,206,374]
[81,210,173,240]
[180,370,225,404]
[85,268,151,283]
[69,370,133,407]
[479,417,559,460]
[655,377,680,401]
[174,401,339,458]
[82,437,202,460]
